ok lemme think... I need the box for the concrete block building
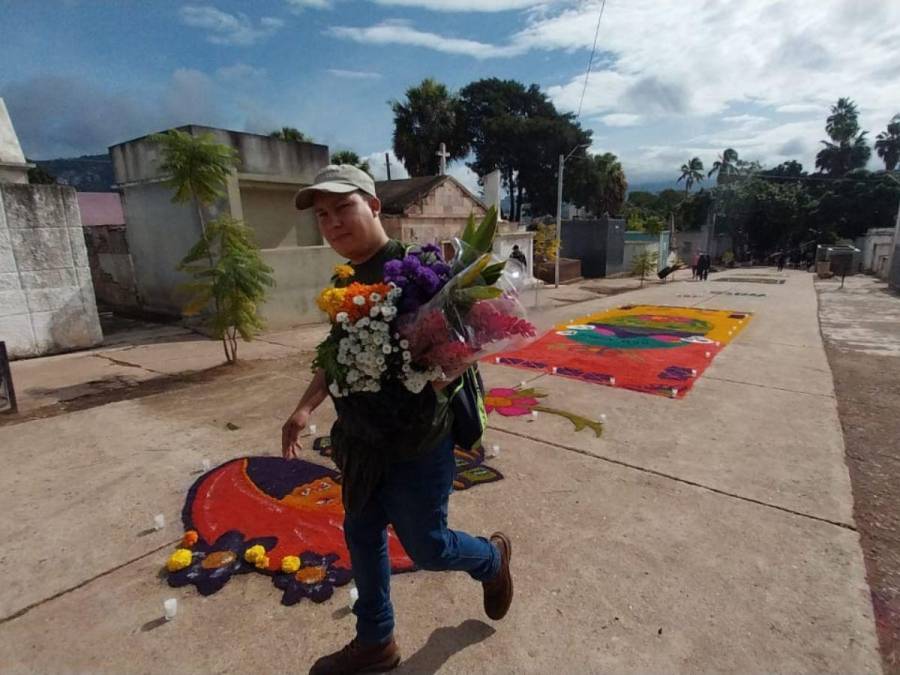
[109,126,339,328]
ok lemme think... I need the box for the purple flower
[384,260,403,278]
[401,256,421,274]
[414,266,441,296]
[432,262,451,277]
[421,244,442,256]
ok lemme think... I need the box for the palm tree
[597,153,628,215]
[269,127,310,142]
[708,148,740,184]
[815,98,871,175]
[330,150,371,175]
[875,114,900,171]
[677,157,704,194]
[390,78,467,176]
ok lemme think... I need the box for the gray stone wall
[0,184,102,358]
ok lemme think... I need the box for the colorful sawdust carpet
[166,447,503,605]
[313,436,503,491]
[491,304,751,398]
[484,387,604,437]
[714,277,785,284]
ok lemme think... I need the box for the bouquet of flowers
[313,207,535,398]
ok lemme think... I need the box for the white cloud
[537,0,900,126]
[363,150,409,181]
[327,68,383,80]
[600,113,642,127]
[178,5,284,46]
[328,20,524,59]
[215,63,267,82]
[776,103,826,114]
[373,0,550,11]
[286,0,333,9]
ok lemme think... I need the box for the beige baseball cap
[294,164,377,210]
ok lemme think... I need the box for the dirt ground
[819,276,900,674]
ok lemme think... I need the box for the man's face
[312,191,384,262]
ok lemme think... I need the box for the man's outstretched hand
[281,406,310,459]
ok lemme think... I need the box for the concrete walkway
[0,268,880,673]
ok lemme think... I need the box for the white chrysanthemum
[402,351,411,361]
[399,339,409,349]
[358,317,370,328]
[353,295,365,306]
[369,292,382,303]
[335,312,349,323]
[382,344,392,354]
[329,382,341,397]
[369,307,380,318]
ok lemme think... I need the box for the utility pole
[385,153,391,181]
[555,153,564,289]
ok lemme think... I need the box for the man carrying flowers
[282,165,513,675]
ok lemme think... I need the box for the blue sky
[2,0,899,188]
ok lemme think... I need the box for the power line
[576,0,607,119]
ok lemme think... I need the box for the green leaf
[469,206,498,253]
[458,254,492,287]
[454,286,503,302]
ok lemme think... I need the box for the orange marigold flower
[333,264,355,280]
[338,282,392,322]
[181,530,199,548]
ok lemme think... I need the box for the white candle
[201,459,211,472]
[495,357,501,364]
[609,377,616,386]
[164,598,177,621]
[600,414,607,421]
[690,369,697,377]
[309,424,318,435]
[531,410,538,418]
[670,388,678,397]
[488,444,501,458]
[348,586,359,609]
[705,351,711,358]
[551,367,558,374]
[153,514,166,530]
[520,381,527,389]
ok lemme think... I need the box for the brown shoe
[309,636,400,675]
[483,532,513,620]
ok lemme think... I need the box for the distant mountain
[628,179,680,194]
[33,154,115,192]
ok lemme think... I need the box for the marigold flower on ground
[281,555,301,574]
[181,530,199,548]
[244,544,267,564]
[166,548,194,572]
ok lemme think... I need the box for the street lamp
[555,143,591,288]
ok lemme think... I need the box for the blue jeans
[343,435,500,644]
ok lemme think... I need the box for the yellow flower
[333,264,355,280]
[244,544,266,564]
[316,287,348,320]
[166,548,193,572]
[281,555,301,574]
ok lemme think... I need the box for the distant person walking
[777,253,786,271]
[691,251,700,280]
[697,252,711,281]
[509,244,527,270]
